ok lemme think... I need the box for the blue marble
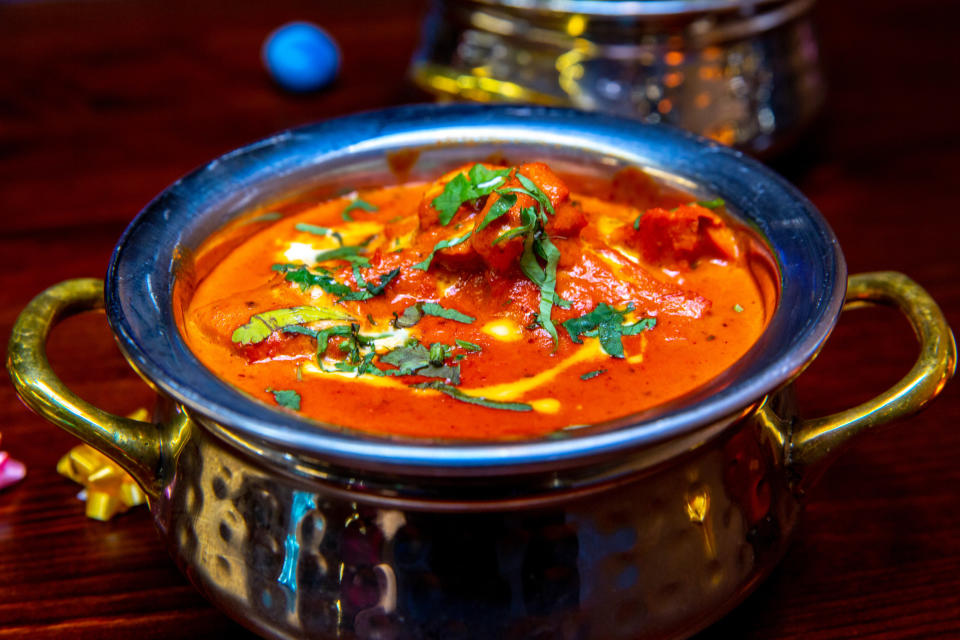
[262,22,339,92]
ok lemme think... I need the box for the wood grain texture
[1,0,957,637]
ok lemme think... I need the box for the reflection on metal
[278,491,317,609]
[411,0,824,153]
[685,482,715,558]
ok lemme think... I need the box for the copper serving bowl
[7,105,955,639]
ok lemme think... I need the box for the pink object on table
[0,450,27,490]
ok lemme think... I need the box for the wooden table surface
[1,0,958,637]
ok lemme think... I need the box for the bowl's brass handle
[789,271,956,490]
[6,278,160,497]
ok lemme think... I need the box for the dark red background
[1,0,958,637]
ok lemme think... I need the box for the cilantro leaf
[696,198,725,209]
[275,264,398,302]
[633,213,643,230]
[380,341,431,372]
[412,229,473,271]
[431,165,511,226]
[411,381,532,412]
[267,388,301,411]
[597,314,625,358]
[393,305,424,328]
[468,164,511,192]
[477,192,518,231]
[420,302,475,324]
[533,234,561,345]
[232,306,355,345]
[341,198,378,221]
[314,245,369,266]
[357,351,377,376]
[276,264,353,298]
[580,369,606,380]
[563,303,655,358]
[515,172,555,216]
[621,317,657,335]
[295,223,343,245]
[432,173,473,225]
[493,206,537,245]
[455,339,482,352]
[380,341,460,383]
[428,343,448,365]
[246,212,283,224]
[339,268,401,302]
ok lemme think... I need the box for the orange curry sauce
[176,162,777,439]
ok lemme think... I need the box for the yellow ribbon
[56,408,149,521]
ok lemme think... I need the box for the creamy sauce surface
[177,162,775,439]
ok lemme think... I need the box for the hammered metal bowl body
[411,0,825,154]
[152,390,798,640]
[11,106,953,640]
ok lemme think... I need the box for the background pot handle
[6,278,160,496]
[789,271,956,489]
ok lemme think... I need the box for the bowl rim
[105,103,846,474]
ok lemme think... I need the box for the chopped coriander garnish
[532,234,561,344]
[431,164,511,225]
[393,305,423,328]
[515,172,555,215]
[413,229,473,271]
[563,303,656,358]
[455,339,482,352]
[231,305,355,345]
[580,369,606,380]
[733,303,744,313]
[295,223,344,245]
[492,206,536,245]
[380,340,460,383]
[392,301,476,327]
[477,192,518,231]
[697,198,725,209]
[314,245,369,266]
[428,343,448,365]
[633,212,643,230]
[274,264,398,302]
[357,351,377,376]
[379,340,432,372]
[420,302,475,324]
[411,381,532,412]
[267,388,301,411]
[469,163,511,192]
[341,198,378,221]
[339,268,401,302]
[276,264,353,298]
[246,212,283,224]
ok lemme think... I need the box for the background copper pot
[7,105,955,639]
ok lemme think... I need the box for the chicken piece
[416,163,506,231]
[632,203,740,266]
[548,200,587,238]
[515,162,569,209]
[556,246,711,321]
[469,190,535,273]
[471,162,575,272]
